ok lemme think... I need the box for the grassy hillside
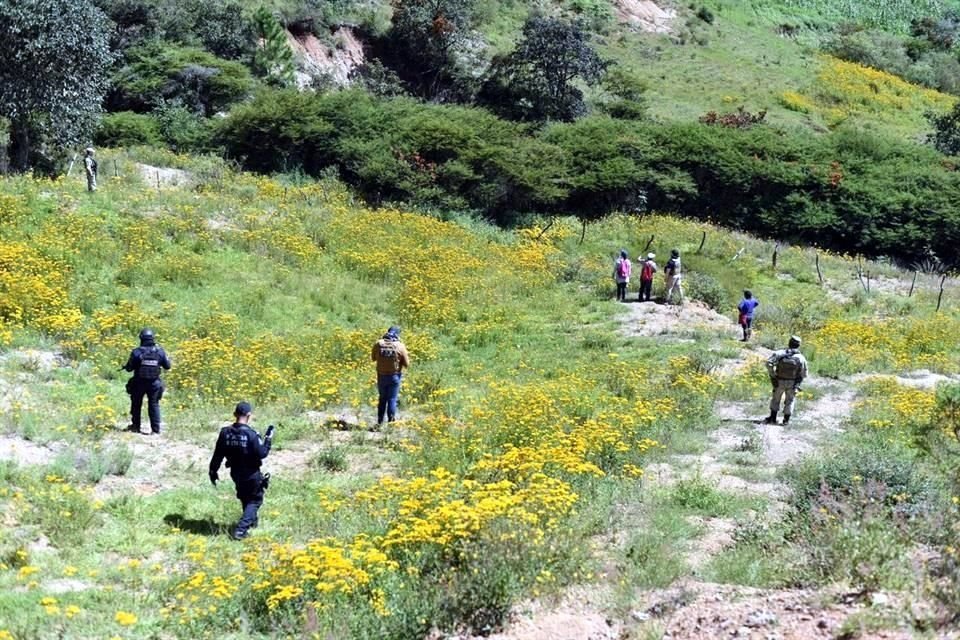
[1,154,959,638]
[605,0,958,137]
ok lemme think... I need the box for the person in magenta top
[613,249,632,302]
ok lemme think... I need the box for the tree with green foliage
[928,102,960,155]
[95,0,255,59]
[911,11,960,50]
[480,16,607,123]
[252,7,296,87]
[383,0,478,100]
[93,0,161,52]
[598,67,648,120]
[0,0,113,174]
[110,42,254,116]
[94,111,162,147]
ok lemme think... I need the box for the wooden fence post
[937,274,948,312]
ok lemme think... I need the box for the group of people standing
[120,324,410,540]
[613,249,684,304]
[613,251,808,427]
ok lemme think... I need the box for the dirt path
[479,303,872,640]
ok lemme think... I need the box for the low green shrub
[669,476,755,517]
[312,446,348,473]
[685,272,726,311]
[781,435,939,513]
[216,87,960,262]
[94,111,162,147]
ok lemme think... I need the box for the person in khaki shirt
[371,326,410,427]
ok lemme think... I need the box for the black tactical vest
[137,347,162,380]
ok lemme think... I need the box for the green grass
[1,144,960,635]
[667,475,765,517]
[597,0,956,140]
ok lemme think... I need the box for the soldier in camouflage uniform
[84,147,98,192]
[765,335,808,425]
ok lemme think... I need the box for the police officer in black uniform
[123,328,171,435]
[208,402,274,540]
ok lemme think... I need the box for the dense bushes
[218,89,566,217]
[216,88,960,262]
[94,111,162,147]
[109,42,254,116]
[94,0,255,58]
[823,24,960,95]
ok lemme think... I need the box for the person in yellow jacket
[372,326,410,427]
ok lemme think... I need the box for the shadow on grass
[163,513,230,536]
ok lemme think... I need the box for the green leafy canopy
[0,0,113,172]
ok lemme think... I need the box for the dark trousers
[616,282,627,301]
[639,279,653,301]
[129,379,163,432]
[234,473,264,535]
[377,374,402,424]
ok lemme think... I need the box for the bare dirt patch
[619,300,739,339]
[685,517,736,570]
[645,581,915,640]
[0,434,62,466]
[852,370,960,390]
[463,585,619,640]
[136,163,191,188]
[614,0,676,32]
[0,348,69,373]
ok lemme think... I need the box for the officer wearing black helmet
[122,328,171,435]
[208,402,274,540]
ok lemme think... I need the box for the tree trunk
[9,117,31,173]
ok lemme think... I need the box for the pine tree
[252,7,296,87]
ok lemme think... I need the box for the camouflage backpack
[775,351,802,380]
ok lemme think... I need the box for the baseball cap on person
[647,253,655,259]
[387,325,401,338]
[234,401,253,417]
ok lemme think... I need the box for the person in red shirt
[638,252,657,302]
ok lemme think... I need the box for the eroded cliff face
[614,0,676,32]
[286,26,365,88]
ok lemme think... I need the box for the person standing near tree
[638,252,657,302]
[83,147,97,192]
[372,326,410,427]
[613,249,632,302]
[664,249,683,304]
[765,335,808,425]
[737,290,760,341]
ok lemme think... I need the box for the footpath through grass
[0,155,708,639]
[1,152,960,638]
